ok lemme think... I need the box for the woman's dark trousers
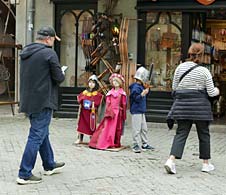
[170,120,210,159]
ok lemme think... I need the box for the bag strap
[179,64,201,83]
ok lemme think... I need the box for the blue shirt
[129,82,148,114]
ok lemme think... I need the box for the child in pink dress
[75,75,103,144]
[89,73,127,149]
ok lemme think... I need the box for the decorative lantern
[111,19,120,37]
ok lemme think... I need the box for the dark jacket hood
[20,43,49,60]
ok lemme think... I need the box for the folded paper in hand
[61,66,68,72]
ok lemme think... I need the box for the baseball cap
[37,26,61,41]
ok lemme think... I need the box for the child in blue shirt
[129,67,155,153]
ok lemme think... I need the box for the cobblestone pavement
[1,110,226,195]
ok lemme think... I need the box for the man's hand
[61,66,68,75]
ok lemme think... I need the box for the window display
[60,10,95,87]
[145,12,182,91]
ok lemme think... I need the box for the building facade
[14,0,226,122]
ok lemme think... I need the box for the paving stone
[0,113,226,194]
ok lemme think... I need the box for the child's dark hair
[135,78,143,86]
[87,79,99,92]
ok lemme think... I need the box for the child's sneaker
[202,163,215,173]
[74,139,82,144]
[74,134,84,144]
[132,145,141,153]
[141,143,155,151]
[164,159,176,174]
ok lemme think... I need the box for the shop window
[145,12,182,91]
[77,11,94,87]
[60,10,94,87]
[60,12,76,87]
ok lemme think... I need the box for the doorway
[53,1,97,117]
[206,13,226,124]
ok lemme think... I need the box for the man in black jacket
[16,27,66,185]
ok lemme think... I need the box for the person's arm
[141,88,149,97]
[205,70,220,97]
[172,66,180,90]
[130,88,144,102]
[48,51,65,84]
[104,95,115,118]
[77,92,85,104]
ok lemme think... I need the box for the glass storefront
[60,11,76,87]
[145,12,182,91]
[60,10,94,88]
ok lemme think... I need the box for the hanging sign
[196,0,215,6]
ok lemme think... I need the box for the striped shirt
[172,61,219,97]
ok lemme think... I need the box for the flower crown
[109,73,125,84]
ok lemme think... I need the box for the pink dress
[89,88,127,149]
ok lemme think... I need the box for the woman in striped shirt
[164,43,220,174]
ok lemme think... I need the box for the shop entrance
[136,0,226,123]
[205,11,226,123]
[53,0,98,118]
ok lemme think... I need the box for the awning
[136,0,226,12]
